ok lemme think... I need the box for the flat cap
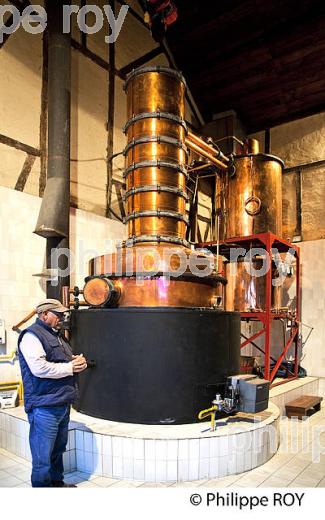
[36,299,69,314]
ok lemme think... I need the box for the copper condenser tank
[217,142,284,240]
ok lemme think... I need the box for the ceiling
[166,0,325,131]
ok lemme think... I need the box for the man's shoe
[52,480,77,488]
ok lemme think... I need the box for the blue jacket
[18,319,79,412]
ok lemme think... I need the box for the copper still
[223,258,282,312]
[217,141,284,240]
[85,66,226,308]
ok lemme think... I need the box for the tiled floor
[0,404,324,488]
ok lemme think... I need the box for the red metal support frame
[241,328,265,349]
[197,232,301,387]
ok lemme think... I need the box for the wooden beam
[0,15,14,50]
[80,0,88,48]
[106,0,116,219]
[265,129,271,154]
[115,0,147,29]
[0,134,41,157]
[115,183,126,219]
[15,154,36,191]
[39,27,48,197]
[118,46,162,78]
[71,39,124,80]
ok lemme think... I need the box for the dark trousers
[28,404,70,487]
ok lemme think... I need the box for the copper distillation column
[85,66,228,308]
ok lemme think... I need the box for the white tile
[93,452,103,475]
[70,450,77,472]
[199,438,210,458]
[93,434,102,454]
[228,452,236,475]
[236,452,245,474]
[112,457,123,479]
[218,456,228,477]
[145,440,155,460]
[84,431,93,452]
[178,439,188,460]
[167,460,178,481]
[122,457,134,479]
[188,458,199,480]
[219,436,229,456]
[167,440,178,460]
[24,422,29,438]
[244,450,252,471]
[133,439,144,459]
[178,459,189,481]
[156,460,167,482]
[76,449,85,471]
[18,420,26,439]
[122,438,134,459]
[112,437,123,458]
[189,439,199,459]
[68,430,75,451]
[210,438,220,458]
[84,451,94,473]
[9,417,15,434]
[155,440,167,460]
[102,436,112,456]
[134,459,145,481]
[209,457,219,478]
[102,454,113,477]
[76,430,83,451]
[25,441,31,462]
[199,458,209,479]
[63,451,70,473]
[145,459,156,482]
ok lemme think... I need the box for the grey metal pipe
[34,1,71,299]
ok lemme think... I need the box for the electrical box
[0,388,19,409]
[0,318,5,345]
[227,374,270,413]
[239,378,270,413]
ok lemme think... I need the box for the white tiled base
[270,376,320,415]
[0,403,280,483]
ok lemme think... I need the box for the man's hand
[72,354,87,373]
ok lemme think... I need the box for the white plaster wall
[0,186,125,383]
[299,239,325,378]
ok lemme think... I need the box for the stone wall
[250,112,325,242]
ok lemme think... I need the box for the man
[18,299,87,488]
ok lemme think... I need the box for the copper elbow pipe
[185,138,228,171]
[187,132,229,163]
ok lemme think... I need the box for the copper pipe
[185,138,228,171]
[188,163,211,173]
[188,131,229,163]
[62,286,70,308]
[244,138,260,155]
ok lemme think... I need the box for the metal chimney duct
[34,1,71,299]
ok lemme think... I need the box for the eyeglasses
[48,310,65,320]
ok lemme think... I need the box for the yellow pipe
[198,405,217,431]
[0,350,17,362]
[0,381,23,401]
